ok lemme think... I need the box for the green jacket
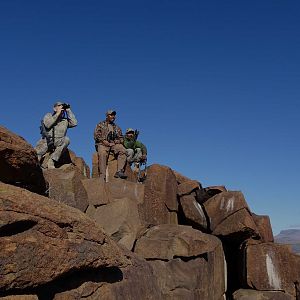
[124,137,147,155]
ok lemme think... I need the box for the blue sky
[0,0,299,234]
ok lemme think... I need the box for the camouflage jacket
[43,109,77,139]
[94,120,123,146]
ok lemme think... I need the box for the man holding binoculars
[35,101,78,169]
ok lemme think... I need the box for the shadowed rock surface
[134,224,226,300]
[0,126,46,195]
[0,182,129,293]
[233,289,294,300]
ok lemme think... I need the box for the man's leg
[97,144,109,180]
[51,136,70,161]
[126,148,135,164]
[34,138,49,162]
[133,148,142,162]
[112,144,127,179]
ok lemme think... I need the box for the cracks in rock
[0,220,37,237]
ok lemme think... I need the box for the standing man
[35,101,78,169]
[94,110,127,180]
[124,128,147,167]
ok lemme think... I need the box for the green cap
[126,128,135,134]
[106,109,116,116]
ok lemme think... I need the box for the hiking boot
[47,158,56,169]
[114,171,127,179]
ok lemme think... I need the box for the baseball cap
[126,128,135,134]
[106,109,116,116]
[54,101,63,107]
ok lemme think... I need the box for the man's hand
[102,140,111,147]
[114,139,121,144]
[55,106,63,115]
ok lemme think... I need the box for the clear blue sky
[0,0,299,235]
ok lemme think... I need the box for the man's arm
[43,113,60,129]
[66,109,78,128]
[94,122,111,146]
[115,125,124,144]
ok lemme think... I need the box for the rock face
[134,224,226,300]
[0,126,46,194]
[233,289,294,300]
[0,182,129,294]
[243,241,300,298]
[0,126,299,300]
[203,191,260,240]
[139,164,178,226]
[43,165,89,212]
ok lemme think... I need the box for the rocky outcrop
[0,182,129,293]
[203,191,260,240]
[139,164,178,226]
[242,241,300,298]
[0,126,46,194]
[1,126,299,299]
[43,165,89,212]
[252,213,274,242]
[134,224,226,300]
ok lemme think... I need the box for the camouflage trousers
[126,148,142,164]
[35,136,70,162]
[97,144,127,177]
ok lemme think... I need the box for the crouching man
[35,101,78,169]
[94,109,127,181]
[124,128,147,168]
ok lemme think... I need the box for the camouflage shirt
[94,120,123,146]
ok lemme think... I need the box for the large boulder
[52,251,162,300]
[134,224,226,300]
[40,149,90,178]
[203,191,260,240]
[84,178,145,250]
[91,152,136,182]
[0,182,130,294]
[43,165,89,212]
[243,241,300,298]
[177,180,201,196]
[252,213,274,242]
[0,126,46,195]
[138,164,178,226]
[178,194,208,230]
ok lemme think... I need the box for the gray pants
[35,136,70,162]
[126,148,142,164]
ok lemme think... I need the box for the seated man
[35,101,77,169]
[124,128,147,169]
[94,109,127,180]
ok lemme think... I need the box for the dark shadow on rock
[0,266,123,299]
[0,220,37,237]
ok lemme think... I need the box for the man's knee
[98,145,109,156]
[63,136,70,147]
[113,144,126,155]
[126,149,134,156]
